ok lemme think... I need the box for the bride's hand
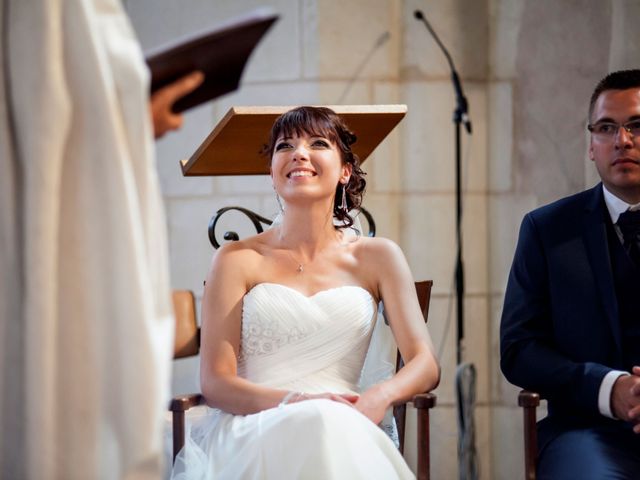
[354,385,392,425]
[292,392,359,407]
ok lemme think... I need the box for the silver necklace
[285,250,305,273]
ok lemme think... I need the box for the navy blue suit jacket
[500,184,631,449]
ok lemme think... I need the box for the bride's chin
[280,189,331,203]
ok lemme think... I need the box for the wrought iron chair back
[208,206,376,248]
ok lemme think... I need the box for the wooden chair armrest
[412,392,437,409]
[411,392,436,480]
[170,393,205,462]
[518,390,540,408]
[169,393,204,412]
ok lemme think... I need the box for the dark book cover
[145,8,278,113]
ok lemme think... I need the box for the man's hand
[150,71,204,139]
[611,366,640,432]
[627,366,640,433]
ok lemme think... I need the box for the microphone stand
[414,9,471,366]
[415,10,478,480]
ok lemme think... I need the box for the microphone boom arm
[414,10,471,133]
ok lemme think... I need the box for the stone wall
[126,0,640,477]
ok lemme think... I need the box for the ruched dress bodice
[238,283,376,393]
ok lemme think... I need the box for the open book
[145,8,278,113]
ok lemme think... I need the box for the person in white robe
[0,0,201,478]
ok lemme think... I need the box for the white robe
[0,0,173,478]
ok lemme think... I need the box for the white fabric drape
[0,0,174,478]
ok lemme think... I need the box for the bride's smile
[271,133,350,204]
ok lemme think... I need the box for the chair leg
[417,406,430,480]
[172,410,185,463]
[414,393,436,480]
[518,390,540,480]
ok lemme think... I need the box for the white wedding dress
[170,283,414,479]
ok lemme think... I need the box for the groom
[500,69,640,478]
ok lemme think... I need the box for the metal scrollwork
[208,206,376,249]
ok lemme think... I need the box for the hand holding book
[145,8,278,114]
[150,71,204,139]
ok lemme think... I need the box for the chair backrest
[172,290,199,359]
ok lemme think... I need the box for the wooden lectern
[180,104,408,176]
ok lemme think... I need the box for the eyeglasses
[587,120,640,138]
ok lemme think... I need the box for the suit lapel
[582,184,622,352]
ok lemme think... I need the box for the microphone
[414,9,471,134]
[336,31,391,104]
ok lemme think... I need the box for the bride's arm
[200,242,356,415]
[354,238,440,424]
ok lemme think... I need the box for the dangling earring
[340,184,348,214]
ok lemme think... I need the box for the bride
[171,106,440,479]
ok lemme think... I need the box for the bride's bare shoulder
[351,235,404,260]
[210,230,276,268]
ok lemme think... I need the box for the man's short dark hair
[589,69,640,120]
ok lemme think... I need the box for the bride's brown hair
[266,106,366,229]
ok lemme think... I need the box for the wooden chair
[518,390,540,480]
[169,290,204,461]
[169,281,437,480]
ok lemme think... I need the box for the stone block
[402,81,456,193]
[400,194,455,289]
[212,82,320,112]
[462,193,489,295]
[213,175,274,196]
[318,81,371,106]
[156,103,216,197]
[400,192,488,295]
[402,0,488,80]
[513,0,610,205]
[362,193,401,243]
[428,405,460,478]
[427,295,490,405]
[366,82,404,194]
[488,193,537,293]
[609,1,640,71]
[463,296,491,404]
[400,81,487,194]
[313,0,399,80]
[488,81,513,192]
[491,405,524,480]
[488,0,526,79]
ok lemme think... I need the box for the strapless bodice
[238,283,377,393]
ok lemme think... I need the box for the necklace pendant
[297,264,304,273]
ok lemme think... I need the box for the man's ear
[588,143,595,161]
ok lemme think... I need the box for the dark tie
[616,209,640,267]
